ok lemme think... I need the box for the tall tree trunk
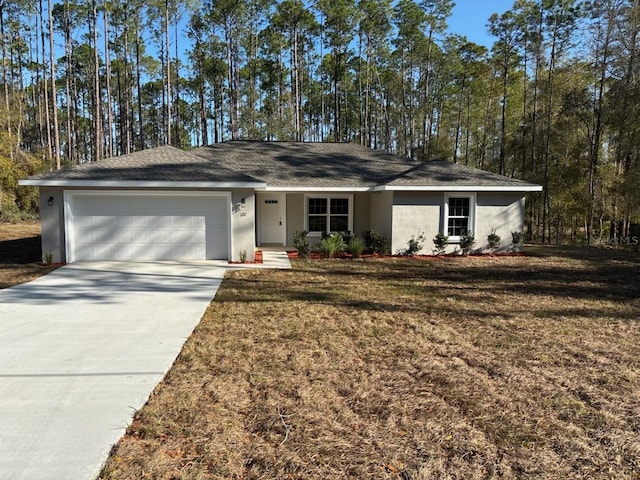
[542,32,556,244]
[499,56,508,176]
[103,4,114,158]
[48,0,61,169]
[589,3,612,244]
[123,24,132,154]
[92,0,103,161]
[39,0,53,163]
[135,24,144,150]
[293,28,301,141]
[422,29,433,159]
[173,20,181,146]
[0,3,13,161]
[64,0,74,163]
[164,0,172,145]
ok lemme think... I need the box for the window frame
[444,193,476,243]
[305,194,354,236]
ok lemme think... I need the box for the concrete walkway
[254,250,292,270]
[0,261,228,480]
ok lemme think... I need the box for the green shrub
[511,231,524,252]
[239,250,247,263]
[293,230,311,258]
[319,232,346,258]
[459,232,476,256]
[433,232,449,255]
[363,230,390,255]
[43,251,53,265]
[487,229,501,251]
[404,232,426,256]
[339,230,353,244]
[348,236,365,258]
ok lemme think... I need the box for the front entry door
[258,193,286,245]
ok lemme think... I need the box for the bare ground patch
[100,251,640,479]
[0,222,59,288]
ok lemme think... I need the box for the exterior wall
[475,192,525,252]
[369,191,393,240]
[38,186,253,262]
[44,186,524,262]
[390,191,526,255]
[285,193,305,245]
[353,192,371,237]
[39,187,66,263]
[391,192,442,255]
[231,189,256,261]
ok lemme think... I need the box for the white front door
[258,193,286,245]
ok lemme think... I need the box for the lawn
[0,222,59,289]
[99,248,640,479]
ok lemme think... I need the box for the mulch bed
[286,250,529,260]
[229,250,263,264]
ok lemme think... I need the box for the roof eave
[373,185,543,192]
[263,185,371,192]
[18,179,268,189]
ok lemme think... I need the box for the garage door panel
[67,192,230,261]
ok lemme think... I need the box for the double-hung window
[445,194,475,241]
[306,195,352,234]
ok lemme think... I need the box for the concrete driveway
[0,261,227,480]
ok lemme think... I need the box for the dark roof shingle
[23,145,262,184]
[22,141,541,190]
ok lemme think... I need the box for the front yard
[98,249,640,479]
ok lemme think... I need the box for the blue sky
[447,0,515,46]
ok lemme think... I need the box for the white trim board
[20,179,266,189]
[264,186,370,192]
[373,185,542,192]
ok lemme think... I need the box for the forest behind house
[1,0,639,246]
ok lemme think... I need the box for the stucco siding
[285,193,305,245]
[231,189,256,261]
[476,192,525,252]
[39,187,66,263]
[391,192,442,255]
[353,192,371,237]
[369,191,393,240]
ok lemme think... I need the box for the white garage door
[65,191,230,261]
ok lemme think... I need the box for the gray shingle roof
[384,159,537,187]
[191,141,416,187]
[21,141,541,191]
[22,145,262,184]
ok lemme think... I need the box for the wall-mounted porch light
[47,196,54,207]
[241,198,246,209]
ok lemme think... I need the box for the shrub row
[293,229,526,258]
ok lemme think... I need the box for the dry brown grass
[0,221,59,289]
[100,249,640,480]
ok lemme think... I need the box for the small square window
[449,197,469,217]
[308,198,327,215]
[330,198,349,215]
[448,218,469,237]
[330,216,349,232]
[308,216,327,232]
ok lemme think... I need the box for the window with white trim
[444,194,475,241]
[306,195,352,234]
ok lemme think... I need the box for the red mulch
[229,250,263,265]
[286,251,529,260]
